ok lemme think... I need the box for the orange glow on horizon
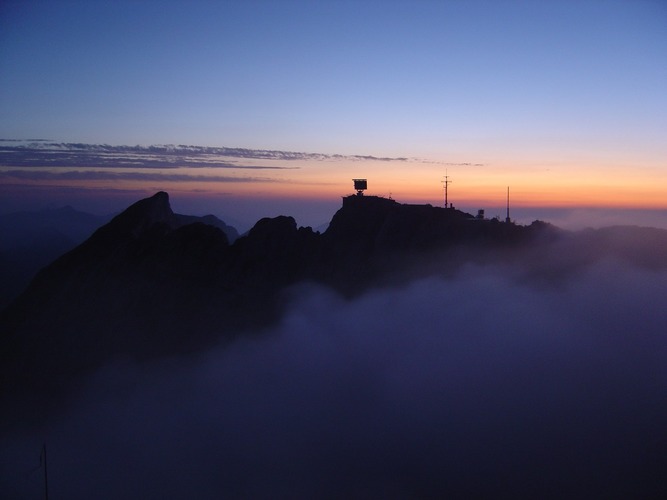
[2,156,665,211]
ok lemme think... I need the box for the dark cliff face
[226,215,321,288]
[325,195,522,255]
[321,195,554,287]
[0,193,235,410]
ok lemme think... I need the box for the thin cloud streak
[0,169,283,184]
[0,141,410,169]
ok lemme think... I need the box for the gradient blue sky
[1,0,666,228]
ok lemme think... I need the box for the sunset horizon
[2,137,665,231]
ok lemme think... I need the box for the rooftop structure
[353,179,367,196]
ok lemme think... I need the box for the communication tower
[353,179,367,196]
[442,171,452,208]
[505,186,511,223]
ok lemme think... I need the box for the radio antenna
[506,186,511,223]
[442,171,452,208]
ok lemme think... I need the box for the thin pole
[42,443,49,500]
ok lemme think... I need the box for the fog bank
[2,259,666,498]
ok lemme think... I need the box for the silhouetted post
[41,443,49,500]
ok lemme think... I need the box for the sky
[1,0,666,230]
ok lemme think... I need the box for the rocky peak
[97,191,177,240]
[239,215,318,261]
[247,215,298,240]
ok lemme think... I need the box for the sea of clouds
[2,255,667,498]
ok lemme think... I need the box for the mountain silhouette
[2,191,666,424]
[0,201,239,310]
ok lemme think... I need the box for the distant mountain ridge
[0,206,112,310]
[2,191,667,424]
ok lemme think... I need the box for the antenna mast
[505,186,511,223]
[442,171,452,208]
